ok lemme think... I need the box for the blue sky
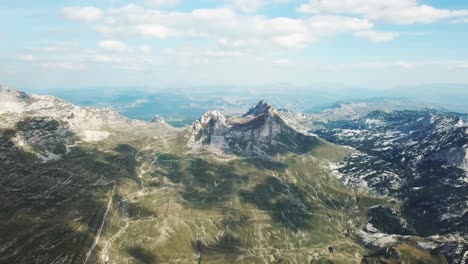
[1,0,468,90]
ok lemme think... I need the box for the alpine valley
[0,85,467,264]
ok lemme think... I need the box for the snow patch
[417,241,439,250]
[462,148,468,172]
[365,118,383,126]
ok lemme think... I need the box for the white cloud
[135,24,170,39]
[18,55,34,61]
[86,54,123,63]
[230,0,265,13]
[227,0,294,13]
[447,61,468,70]
[270,15,375,48]
[81,49,159,70]
[40,62,86,70]
[92,5,378,51]
[62,6,102,22]
[299,0,468,24]
[27,42,79,53]
[273,34,308,49]
[140,44,152,54]
[354,30,399,42]
[98,40,128,52]
[203,50,245,58]
[396,61,415,70]
[144,0,180,8]
[308,15,373,32]
[273,58,293,65]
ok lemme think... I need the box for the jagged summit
[190,110,226,131]
[185,100,320,156]
[199,110,226,125]
[243,100,275,117]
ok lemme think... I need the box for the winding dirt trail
[101,220,129,263]
[100,142,160,263]
[83,184,115,264]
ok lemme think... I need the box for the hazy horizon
[4,82,466,127]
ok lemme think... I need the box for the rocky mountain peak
[0,85,31,103]
[199,110,226,125]
[243,100,275,117]
[151,115,166,124]
[1,88,175,152]
[185,101,320,157]
[190,110,227,133]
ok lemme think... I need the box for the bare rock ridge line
[185,99,321,157]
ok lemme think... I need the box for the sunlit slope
[0,127,153,264]
[0,89,455,264]
[98,136,389,264]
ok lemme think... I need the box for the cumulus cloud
[98,40,128,52]
[396,61,415,70]
[354,30,399,42]
[40,62,86,70]
[227,0,294,13]
[135,24,170,39]
[18,55,34,61]
[92,5,379,51]
[298,0,468,24]
[144,0,180,8]
[26,42,79,53]
[229,0,266,13]
[140,44,152,54]
[273,58,294,65]
[62,6,102,22]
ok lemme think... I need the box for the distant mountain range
[26,85,468,127]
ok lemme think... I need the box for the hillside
[0,88,465,263]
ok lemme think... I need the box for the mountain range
[0,85,466,264]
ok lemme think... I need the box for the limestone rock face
[0,86,175,162]
[186,100,320,157]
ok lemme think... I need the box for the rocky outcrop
[186,100,321,157]
[0,86,174,145]
[151,115,167,124]
[0,87,175,163]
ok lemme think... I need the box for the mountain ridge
[184,100,322,157]
[0,86,466,264]
[0,86,175,162]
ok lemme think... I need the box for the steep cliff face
[186,100,321,156]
